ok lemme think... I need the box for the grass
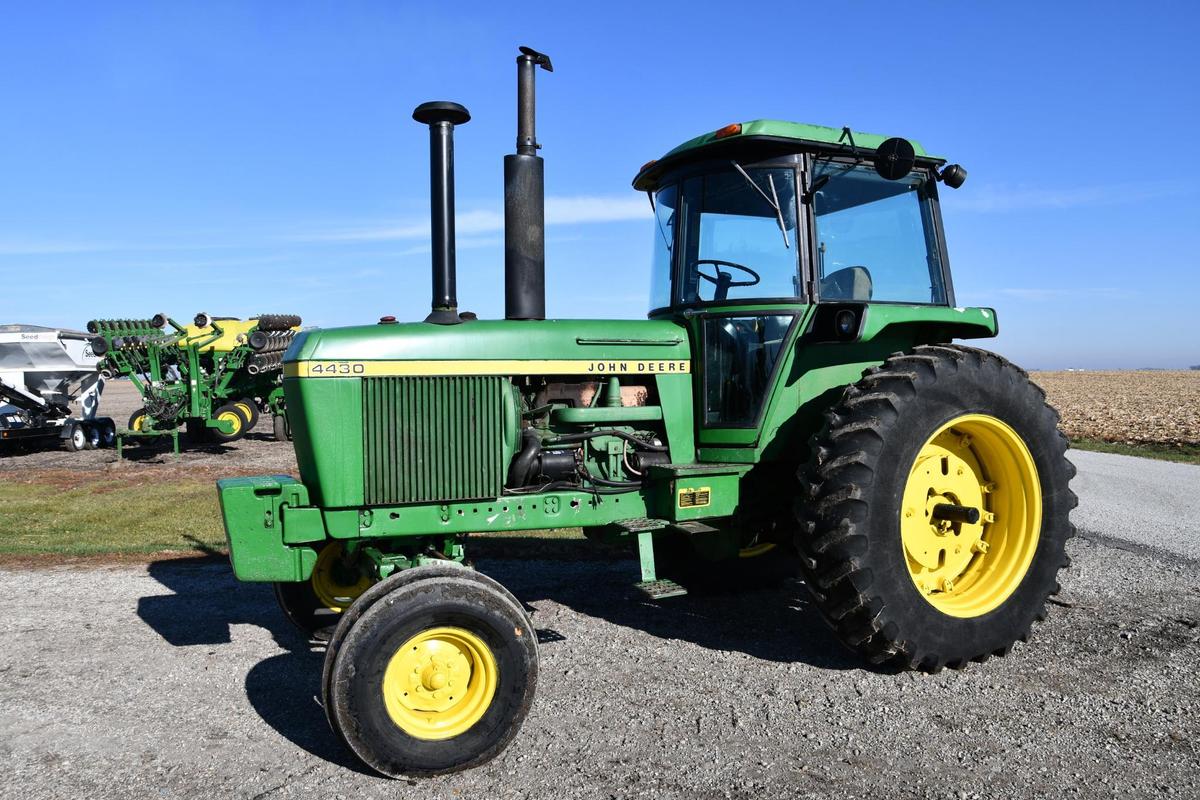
[0,472,599,560]
[1069,437,1200,465]
[0,477,227,557]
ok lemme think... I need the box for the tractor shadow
[134,541,865,771]
[470,539,864,672]
[135,551,369,773]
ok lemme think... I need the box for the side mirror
[873,137,915,180]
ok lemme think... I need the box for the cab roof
[632,119,942,191]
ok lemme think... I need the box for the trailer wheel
[272,414,291,442]
[325,570,537,777]
[796,345,1076,672]
[210,403,249,443]
[98,419,117,448]
[81,423,101,450]
[274,541,373,637]
[234,399,260,431]
[65,423,87,452]
[128,408,148,432]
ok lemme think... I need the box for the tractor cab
[633,121,970,446]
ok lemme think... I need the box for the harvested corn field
[1033,370,1200,446]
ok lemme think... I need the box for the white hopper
[0,324,102,414]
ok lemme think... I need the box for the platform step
[614,517,670,534]
[634,578,688,600]
[673,520,720,535]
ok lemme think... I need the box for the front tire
[325,569,537,777]
[796,344,1076,671]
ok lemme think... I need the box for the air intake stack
[504,46,553,321]
[413,101,471,325]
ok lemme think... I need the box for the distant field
[1033,370,1200,462]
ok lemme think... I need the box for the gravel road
[1069,450,1200,560]
[4,451,1199,799]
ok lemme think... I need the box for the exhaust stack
[413,100,471,325]
[504,46,553,321]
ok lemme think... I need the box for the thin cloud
[953,181,1190,213]
[0,240,133,256]
[304,194,649,243]
[994,287,1121,301]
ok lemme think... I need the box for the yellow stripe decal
[285,359,691,378]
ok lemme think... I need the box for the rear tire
[325,569,537,777]
[128,408,148,432]
[796,344,1076,671]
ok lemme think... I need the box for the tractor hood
[283,318,692,377]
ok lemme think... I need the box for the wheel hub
[900,414,1042,618]
[382,627,498,740]
[309,543,371,612]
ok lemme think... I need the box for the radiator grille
[363,376,507,505]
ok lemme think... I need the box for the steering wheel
[694,259,761,301]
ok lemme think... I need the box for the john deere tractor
[217,47,1074,777]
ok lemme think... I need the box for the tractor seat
[820,266,873,301]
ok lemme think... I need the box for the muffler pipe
[413,101,471,325]
[504,46,553,321]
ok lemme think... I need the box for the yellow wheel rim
[217,410,242,435]
[310,542,371,613]
[234,402,255,421]
[131,414,145,432]
[738,542,776,559]
[900,414,1042,618]
[382,627,498,741]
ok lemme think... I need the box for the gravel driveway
[3,525,1198,798]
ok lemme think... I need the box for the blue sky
[0,2,1196,369]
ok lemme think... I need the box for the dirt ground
[1032,370,1200,446]
[0,379,298,474]
[2,536,1198,800]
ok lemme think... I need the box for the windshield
[649,166,800,310]
[811,160,947,304]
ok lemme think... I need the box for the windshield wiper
[730,161,789,249]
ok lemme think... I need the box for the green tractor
[217,47,1074,777]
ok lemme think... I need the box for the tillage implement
[89,312,301,450]
[217,47,1075,777]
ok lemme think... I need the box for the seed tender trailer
[89,312,301,449]
[0,324,115,452]
[218,48,1074,777]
